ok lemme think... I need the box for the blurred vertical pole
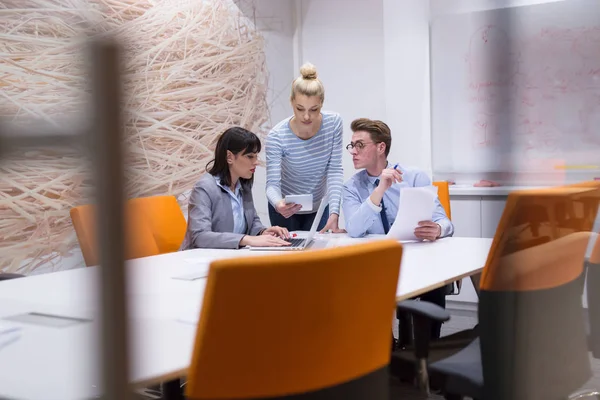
[505,10,518,183]
[90,37,132,400]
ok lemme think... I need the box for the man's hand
[414,220,441,241]
[377,168,403,191]
[370,168,403,206]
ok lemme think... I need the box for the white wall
[237,0,297,224]
[294,0,571,179]
[298,0,387,183]
[430,0,567,16]
[241,0,431,226]
[430,0,573,307]
[253,0,432,226]
[295,0,433,177]
[382,0,432,175]
[252,0,572,225]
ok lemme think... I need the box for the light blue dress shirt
[214,176,247,235]
[342,163,454,238]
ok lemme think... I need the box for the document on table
[387,186,437,241]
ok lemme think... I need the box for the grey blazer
[180,174,266,250]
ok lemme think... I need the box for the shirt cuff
[366,197,382,213]
[437,220,453,238]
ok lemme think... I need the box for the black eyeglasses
[345,141,375,152]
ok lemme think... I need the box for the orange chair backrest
[129,195,187,254]
[433,181,451,220]
[481,186,600,292]
[186,240,403,400]
[70,204,160,267]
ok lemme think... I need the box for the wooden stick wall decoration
[0,0,269,273]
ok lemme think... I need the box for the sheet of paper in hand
[387,186,437,241]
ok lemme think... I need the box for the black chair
[390,300,478,391]
[389,198,557,391]
[392,186,600,399]
[432,232,593,400]
[426,187,599,400]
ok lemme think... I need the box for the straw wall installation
[0,0,269,273]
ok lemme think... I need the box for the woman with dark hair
[180,127,290,250]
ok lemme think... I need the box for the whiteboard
[431,0,600,174]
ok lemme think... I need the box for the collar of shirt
[366,161,393,186]
[213,175,242,199]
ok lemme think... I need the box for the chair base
[389,327,479,389]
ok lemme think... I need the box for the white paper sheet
[386,186,437,241]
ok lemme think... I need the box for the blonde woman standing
[266,63,345,233]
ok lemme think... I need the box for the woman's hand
[262,226,290,239]
[319,214,347,234]
[240,235,290,247]
[276,200,302,218]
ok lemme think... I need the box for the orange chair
[433,181,451,220]
[70,204,160,267]
[186,240,403,400]
[129,195,187,254]
[433,180,460,296]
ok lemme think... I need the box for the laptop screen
[305,199,328,242]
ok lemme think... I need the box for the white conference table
[0,234,492,400]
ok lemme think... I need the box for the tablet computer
[284,194,313,212]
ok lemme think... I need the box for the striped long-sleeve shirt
[266,111,344,215]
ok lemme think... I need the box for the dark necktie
[374,179,390,234]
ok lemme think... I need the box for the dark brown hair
[350,118,391,157]
[206,127,261,188]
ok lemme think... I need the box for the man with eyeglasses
[342,117,454,341]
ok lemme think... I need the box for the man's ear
[226,150,235,165]
[378,142,387,155]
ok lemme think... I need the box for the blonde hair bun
[290,62,324,102]
[300,62,318,80]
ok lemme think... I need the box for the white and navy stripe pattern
[266,111,344,215]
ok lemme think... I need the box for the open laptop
[248,199,328,251]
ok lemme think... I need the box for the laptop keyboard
[285,238,306,247]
